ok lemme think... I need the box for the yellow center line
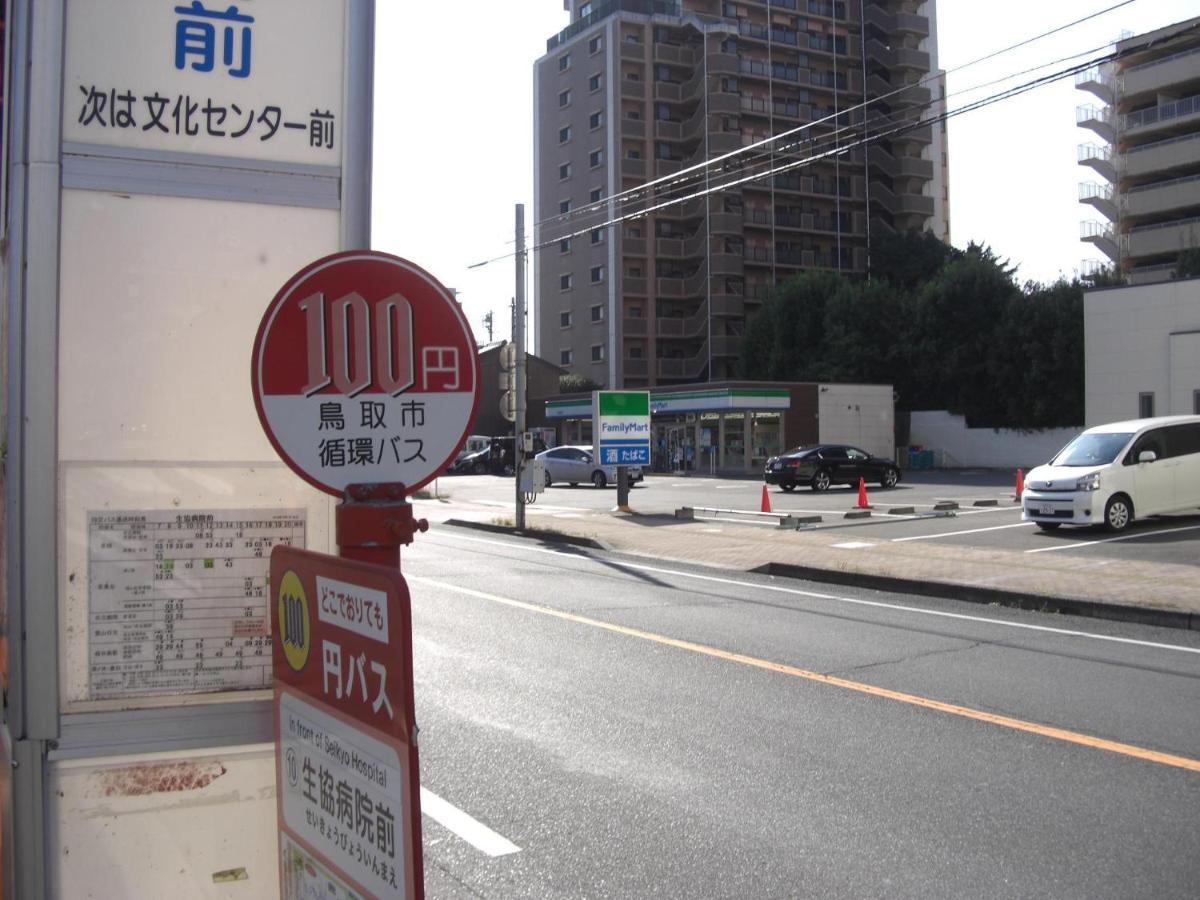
[410,576,1200,775]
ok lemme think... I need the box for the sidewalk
[414,497,1200,632]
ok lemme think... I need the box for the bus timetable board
[271,546,422,900]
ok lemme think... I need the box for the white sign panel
[279,691,407,898]
[63,0,344,165]
[88,507,305,699]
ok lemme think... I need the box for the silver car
[536,445,644,488]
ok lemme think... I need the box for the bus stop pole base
[335,483,429,567]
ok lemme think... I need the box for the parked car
[448,435,549,476]
[448,447,494,475]
[764,444,900,492]
[536,445,644,488]
[1021,415,1200,532]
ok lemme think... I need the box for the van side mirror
[1138,450,1157,463]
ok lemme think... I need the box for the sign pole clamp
[335,482,429,568]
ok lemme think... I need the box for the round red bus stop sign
[253,251,480,497]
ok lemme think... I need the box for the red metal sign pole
[335,483,429,568]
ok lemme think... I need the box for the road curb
[750,562,1199,632]
[443,518,611,551]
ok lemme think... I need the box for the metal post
[335,484,429,569]
[515,204,527,530]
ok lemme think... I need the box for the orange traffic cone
[1015,468,1024,501]
[761,485,772,513]
[857,477,870,509]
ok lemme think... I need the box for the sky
[372,0,1200,345]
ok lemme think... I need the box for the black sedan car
[764,444,901,492]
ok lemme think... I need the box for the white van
[1022,415,1200,532]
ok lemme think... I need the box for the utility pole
[514,204,527,530]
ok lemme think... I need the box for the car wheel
[780,482,796,492]
[1104,494,1132,532]
[810,468,831,492]
[503,464,515,477]
[544,471,553,488]
[471,461,486,475]
[592,471,607,488]
[1036,522,1061,531]
[880,467,899,489]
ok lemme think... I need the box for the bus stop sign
[253,251,480,497]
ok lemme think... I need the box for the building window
[1139,392,1155,418]
[560,274,573,290]
[558,89,571,108]
[558,125,571,144]
[590,265,605,283]
[591,304,604,322]
[559,53,571,71]
[589,35,602,54]
[591,344,605,362]
[560,238,571,253]
[630,345,643,358]
[591,228,605,245]
[589,110,604,129]
[561,349,573,365]
[628,306,643,317]
[559,200,571,214]
[589,149,604,168]
[589,73,603,92]
[559,162,572,180]
[626,148,642,160]
[560,311,572,328]
[590,187,604,203]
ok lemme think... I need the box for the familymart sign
[593,391,651,466]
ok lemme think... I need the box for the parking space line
[420,787,521,857]
[1025,522,1200,554]
[891,522,1034,542]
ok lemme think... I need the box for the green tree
[869,229,960,291]
[559,374,601,394]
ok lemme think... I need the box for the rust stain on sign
[99,761,227,797]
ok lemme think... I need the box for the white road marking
[891,522,1034,542]
[420,787,521,857]
[422,532,1200,656]
[1025,522,1200,553]
[832,541,876,549]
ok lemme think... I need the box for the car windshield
[1050,432,1133,467]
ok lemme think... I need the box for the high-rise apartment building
[1078,17,1200,284]
[534,0,942,388]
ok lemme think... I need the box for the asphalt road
[432,471,1200,568]
[408,525,1200,898]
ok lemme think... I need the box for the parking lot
[431,469,1200,569]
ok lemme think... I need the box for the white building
[1084,277,1200,424]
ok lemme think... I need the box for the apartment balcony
[655,157,684,177]
[1123,47,1200,103]
[1126,173,1200,221]
[868,144,933,180]
[622,117,647,139]
[657,340,710,381]
[621,79,646,99]
[1080,220,1120,262]
[1124,132,1200,180]
[1077,142,1116,183]
[1077,104,1115,144]
[653,41,693,67]
[866,37,929,73]
[620,41,645,62]
[622,234,648,256]
[622,316,648,337]
[621,157,647,179]
[1079,181,1118,222]
[707,131,743,155]
[656,236,685,258]
[1127,262,1178,285]
[896,193,934,217]
[622,357,650,378]
[1075,64,1116,105]
[1126,216,1200,261]
[654,80,683,103]
[709,252,745,276]
[623,275,648,295]
[1122,95,1200,140]
[657,303,707,338]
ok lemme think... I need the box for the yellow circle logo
[277,570,310,672]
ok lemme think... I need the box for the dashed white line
[891,522,1034,542]
[420,787,521,857]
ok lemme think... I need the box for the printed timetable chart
[88,508,306,700]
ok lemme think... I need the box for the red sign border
[251,250,481,498]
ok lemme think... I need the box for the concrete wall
[1085,278,1200,424]
[818,384,895,460]
[908,411,1078,469]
